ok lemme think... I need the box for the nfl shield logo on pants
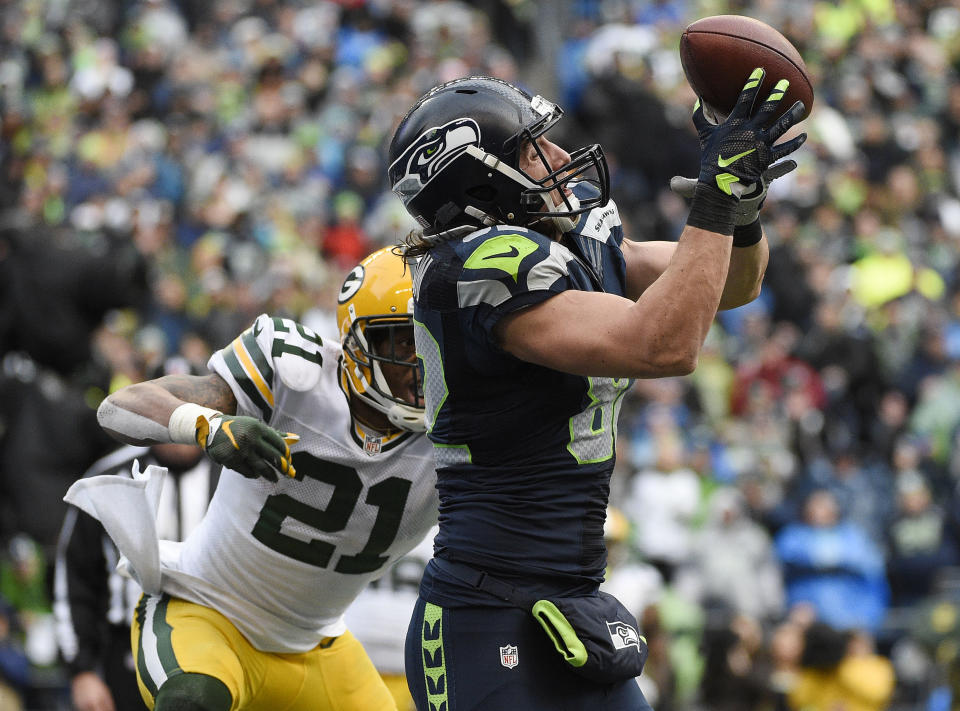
[500,644,519,669]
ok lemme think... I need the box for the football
[680,15,814,121]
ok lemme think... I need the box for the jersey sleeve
[207,314,326,423]
[455,227,584,343]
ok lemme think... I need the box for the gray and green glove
[686,67,807,236]
[198,413,299,482]
[670,160,797,226]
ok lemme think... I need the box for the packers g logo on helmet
[336,248,425,432]
[338,265,365,304]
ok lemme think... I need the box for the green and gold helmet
[336,247,424,432]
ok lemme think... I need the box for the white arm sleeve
[96,398,174,445]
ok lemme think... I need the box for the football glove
[197,413,299,482]
[670,160,796,226]
[694,67,807,200]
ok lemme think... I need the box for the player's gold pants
[381,674,416,711]
[131,594,397,711]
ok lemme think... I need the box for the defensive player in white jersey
[344,526,437,711]
[93,247,438,711]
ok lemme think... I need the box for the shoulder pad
[461,226,553,278]
[208,315,327,421]
[269,317,326,393]
[455,226,575,308]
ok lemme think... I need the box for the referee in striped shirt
[54,443,217,711]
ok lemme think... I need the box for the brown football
[680,15,813,120]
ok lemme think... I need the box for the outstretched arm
[97,374,298,481]
[498,224,731,378]
[97,374,238,446]
[621,235,768,310]
[498,68,805,378]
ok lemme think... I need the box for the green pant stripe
[153,595,181,678]
[422,602,448,710]
[135,596,158,698]
[137,594,183,698]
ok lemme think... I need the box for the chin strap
[533,192,581,234]
[345,356,425,433]
[463,146,583,233]
[387,403,427,432]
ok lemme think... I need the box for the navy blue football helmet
[388,76,609,234]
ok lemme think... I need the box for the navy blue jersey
[413,192,632,602]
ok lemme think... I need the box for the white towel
[63,462,167,594]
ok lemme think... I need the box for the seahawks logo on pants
[607,621,642,651]
[389,118,481,206]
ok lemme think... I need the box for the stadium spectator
[678,486,784,623]
[0,596,29,711]
[884,470,960,608]
[786,623,895,711]
[698,612,778,711]
[0,221,148,550]
[623,430,702,584]
[775,489,890,634]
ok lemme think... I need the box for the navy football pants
[405,596,654,711]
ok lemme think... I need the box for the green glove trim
[203,414,299,481]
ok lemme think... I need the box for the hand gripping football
[680,15,814,121]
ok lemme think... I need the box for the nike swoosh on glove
[695,67,807,200]
[197,413,299,482]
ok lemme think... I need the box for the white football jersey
[344,526,436,673]
[159,314,438,653]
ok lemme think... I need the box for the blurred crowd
[2,0,960,709]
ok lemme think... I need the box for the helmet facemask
[342,314,425,432]
[508,95,609,233]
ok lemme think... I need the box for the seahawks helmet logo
[338,265,364,304]
[389,118,480,206]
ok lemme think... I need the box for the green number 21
[252,452,411,575]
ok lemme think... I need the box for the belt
[432,558,528,606]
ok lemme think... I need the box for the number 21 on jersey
[252,452,411,575]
